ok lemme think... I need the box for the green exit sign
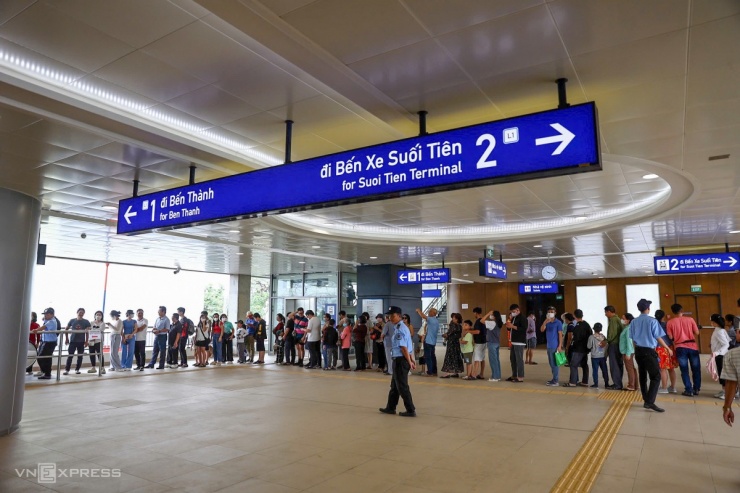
[556,294,563,300]
[690,285,702,293]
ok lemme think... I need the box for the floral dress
[441,322,464,374]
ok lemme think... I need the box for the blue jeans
[424,343,437,375]
[487,343,501,379]
[547,347,559,382]
[149,335,167,368]
[591,357,608,386]
[675,347,701,392]
[322,345,329,368]
[212,335,223,363]
[121,336,135,368]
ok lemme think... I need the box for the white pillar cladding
[0,188,41,435]
[228,274,252,321]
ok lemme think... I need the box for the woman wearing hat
[121,310,136,371]
[106,310,124,371]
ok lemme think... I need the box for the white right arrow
[536,123,575,155]
[124,205,137,225]
[723,257,738,267]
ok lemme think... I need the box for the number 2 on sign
[476,134,497,169]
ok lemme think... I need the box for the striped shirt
[720,347,740,382]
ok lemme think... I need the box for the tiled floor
[4,350,738,492]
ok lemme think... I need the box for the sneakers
[488,378,500,382]
[101,369,107,374]
[668,386,678,394]
[63,370,69,375]
[658,387,669,394]
[87,368,97,373]
[545,380,558,386]
[34,371,44,376]
[169,365,178,369]
[714,391,725,399]
[75,370,81,374]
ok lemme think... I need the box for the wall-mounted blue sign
[478,258,507,279]
[118,103,600,234]
[398,269,451,285]
[422,289,442,298]
[653,252,740,275]
[519,282,559,294]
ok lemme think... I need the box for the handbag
[554,351,568,367]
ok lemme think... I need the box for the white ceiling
[0,0,739,282]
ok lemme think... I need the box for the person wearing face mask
[541,306,563,386]
[106,310,123,372]
[710,314,731,400]
[604,305,624,390]
[120,310,136,371]
[562,309,592,388]
[194,311,210,367]
[211,313,223,366]
[221,314,234,364]
[505,304,528,382]
[620,313,637,391]
[87,310,106,374]
[134,309,148,371]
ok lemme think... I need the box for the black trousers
[179,337,188,365]
[223,338,233,362]
[341,347,350,369]
[354,342,366,369]
[65,341,85,371]
[308,341,320,367]
[89,342,105,368]
[607,343,624,389]
[635,346,661,405]
[569,351,589,384]
[284,338,296,364]
[168,346,179,366]
[386,357,415,413]
[38,341,56,376]
[134,341,146,368]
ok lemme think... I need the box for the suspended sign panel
[654,253,740,275]
[397,269,451,285]
[118,103,600,234]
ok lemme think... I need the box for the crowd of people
[26,298,740,422]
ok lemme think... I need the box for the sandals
[561,383,577,387]
[439,375,451,379]
[506,377,516,382]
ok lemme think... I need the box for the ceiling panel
[165,84,262,126]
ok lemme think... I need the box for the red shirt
[212,320,222,334]
[29,322,40,345]
[666,316,699,351]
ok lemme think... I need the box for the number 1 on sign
[150,200,156,221]
[476,133,497,169]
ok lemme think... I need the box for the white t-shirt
[306,317,322,342]
[109,319,122,335]
[135,318,148,342]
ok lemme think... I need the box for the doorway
[284,297,317,315]
[674,294,721,354]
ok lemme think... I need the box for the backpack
[185,318,195,336]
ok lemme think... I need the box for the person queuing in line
[726,314,738,350]
[177,307,192,368]
[460,319,476,380]
[120,309,136,371]
[194,311,210,367]
[711,314,731,400]
[352,315,368,371]
[381,313,395,375]
[323,318,338,370]
[107,310,123,372]
[340,317,352,371]
[253,312,267,365]
[27,311,40,374]
[167,313,182,369]
[605,305,624,390]
[472,307,493,379]
[666,303,701,397]
[525,312,537,366]
[273,313,285,365]
[211,312,223,366]
[221,313,234,364]
[654,310,678,395]
[379,306,416,417]
[34,308,59,380]
[416,307,439,377]
[506,304,528,383]
[563,312,576,364]
[541,306,563,387]
[372,314,386,373]
[134,309,148,371]
[304,309,321,369]
[236,320,247,364]
[365,312,376,371]
[87,310,105,374]
[63,308,90,375]
[440,313,464,379]
[720,342,739,427]
[620,313,637,391]
[587,323,608,388]
[562,309,591,388]
[293,308,308,366]
[146,306,170,370]
[321,313,332,370]
[487,311,504,382]
[283,312,296,366]
[631,299,673,413]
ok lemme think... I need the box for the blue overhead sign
[398,269,451,285]
[117,103,600,234]
[422,289,442,298]
[654,252,740,275]
[478,258,508,279]
[519,282,559,294]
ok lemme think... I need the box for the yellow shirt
[461,332,474,353]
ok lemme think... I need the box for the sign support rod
[132,179,139,198]
[556,78,570,109]
[284,120,294,164]
[726,243,730,253]
[189,165,196,185]
[417,111,428,136]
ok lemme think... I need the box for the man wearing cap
[630,298,673,412]
[35,308,59,379]
[379,306,417,417]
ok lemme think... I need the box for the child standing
[323,319,339,370]
[461,320,475,380]
[588,322,609,388]
[235,320,247,364]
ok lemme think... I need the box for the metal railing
[32,330,106,382]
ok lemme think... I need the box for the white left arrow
[536,123,575,155]
[723,256,738,268]
[399,273,407,281]
[124,205,138,225]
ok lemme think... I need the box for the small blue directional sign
[398,269,451,285]
[478,258,508,279]
[422,289,442,298]
[118,103,600,234]
[519,282,559,294]
[653,252,740,275]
